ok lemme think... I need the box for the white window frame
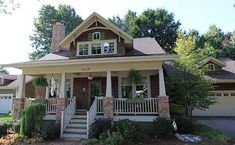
[207,63,215,71]
[76,39,117,56]
[93,32,101,41]
[118,75,151,98]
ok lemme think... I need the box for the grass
[0,113,12,123]
[194,123,232,144]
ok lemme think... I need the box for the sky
[0,0,234,74]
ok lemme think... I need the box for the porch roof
[1,54,177,69]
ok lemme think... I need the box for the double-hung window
[91,43,102,54]
[78,44,89,55]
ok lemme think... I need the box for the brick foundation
[158,96,170,119]
[13,98,25,120]
[56,98,67,123]
[103,97,114,118]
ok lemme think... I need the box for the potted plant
[32,76,48,99]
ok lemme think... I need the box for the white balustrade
[114,98,158,115]
[60,97,76,138]
[87,97,98,137]
[97,96,104,114]
[45,99,57,114]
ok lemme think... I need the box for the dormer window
[93,32,100,40]
[207,63,215,71]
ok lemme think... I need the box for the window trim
[207,63,215,71]
[93,32,101,41]
[76,39,117,56]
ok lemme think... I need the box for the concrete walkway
[196,117,235,139]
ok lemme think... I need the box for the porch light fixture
[88,73,93,80]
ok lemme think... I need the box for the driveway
[195,117,235,138]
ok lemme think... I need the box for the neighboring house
[164,57,235,117]
[1,12,177,139]
[193,57,235,116]
[0,74,34,114]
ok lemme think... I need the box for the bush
[114,119,143,143]
[40,121,60,140]
[89,118,113,139]
[0,123,8,137]
[84,138,99,145]
[195,124,232,143]
[153,118,173,138]
[100,132,124,145]
[174,117,195,134]
[12,121,21,133]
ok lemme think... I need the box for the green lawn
[0,113,12,123]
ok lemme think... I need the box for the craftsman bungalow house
[2,12,177,139]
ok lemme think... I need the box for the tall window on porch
[121,76,148,98]
[66,79,71,98]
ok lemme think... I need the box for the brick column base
[13,98,25,121]
[103,97,114,118]
[158,96,170,119]
[56,98,67,124]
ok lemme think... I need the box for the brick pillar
[158,96,170,119]
[103,97,114,118]
[13,98,25,120]
[56,98,67,124]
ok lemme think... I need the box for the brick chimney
[51,22,65,53]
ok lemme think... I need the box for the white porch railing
[87,97,98,137]
[45,100,57,114]
[97,96,104,114]
[114,98,158,115]
[60,97,76,138]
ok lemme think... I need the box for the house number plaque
[81,68,90,71]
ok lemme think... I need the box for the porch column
[13,74,26,120]
[56,72,67,123]
[158,68,170,119]
[103,70,114,118]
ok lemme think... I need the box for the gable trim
[199,57,226,68]
[59,12,133,48]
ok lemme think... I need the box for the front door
[89,78,102,106]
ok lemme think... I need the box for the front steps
[62,110,88,139]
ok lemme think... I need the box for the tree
[0,66,8,74]
[0,0,19,14]
[29,4,83,60]
[168,32,216,118]
[109,10,137,36]
[220,32,235,59]
[133,9,180,53]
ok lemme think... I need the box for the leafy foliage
[114,119,143,143]
[40,121,60,140]
[20,103,46,137]
[100,132,124,145]
[110,9,180,53]
[0,0,20,15]
[89,118,113,139]
[32,76,48,87]
[0,123,8,137]
[195,124,232,143]
[174,117,195,134]
[127,69,143,85]
[0,66,8,74]
[12,120,21,133]
[84,138,99,145]
[153,118,173,138]
[29,4,83,60]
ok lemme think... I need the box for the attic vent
[207,63,215,71]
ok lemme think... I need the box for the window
[207,63,215,71]
[92,43,101,54]
[231,93,235,97]
[120,76,148,98]
[79,44,89,55]
[215,93,221,97]
[104,42,115,54]
[93,32,100,40]
[66,79,71,98]
[223,93,229,96]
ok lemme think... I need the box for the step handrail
[87,96,98,138]
[60,97,76,138]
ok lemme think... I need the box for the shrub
[100,132,124,145]
[84,138,99,145]
[195,124,232,143]
[153,118,173,138]
[89,118,113,139]
[174,117,195,134]
[0,123,8,137]
[12,121,21,133]
[40,121,60,140]
[114,119,143,143]
[20,103,46,137]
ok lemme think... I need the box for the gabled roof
[199,57,226,68]
[59,12,133,48]
[0,75,32,90]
